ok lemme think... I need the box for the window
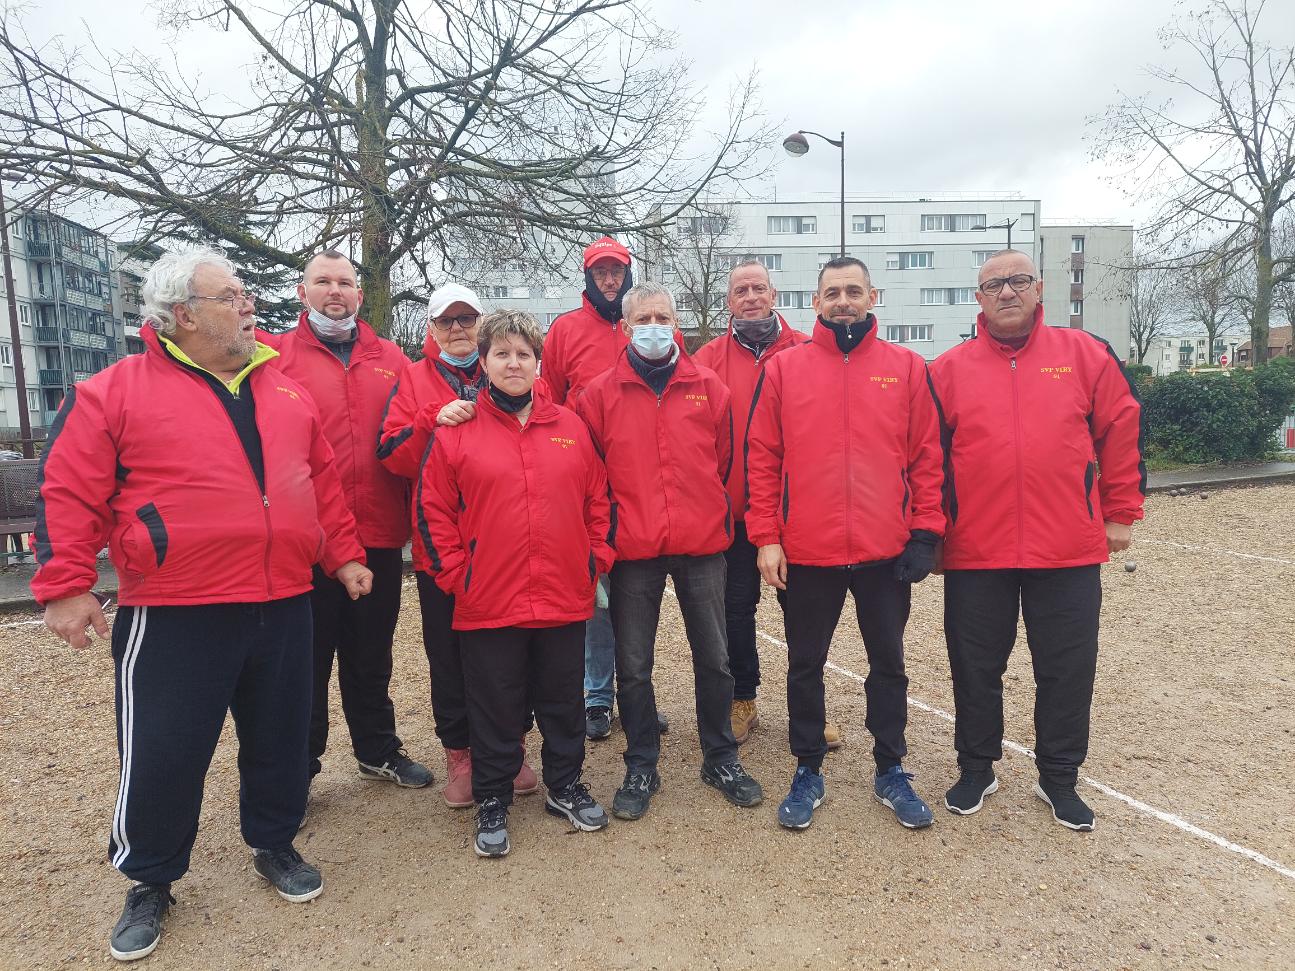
[18,304,29,324]
[545,312,562,331]
[490,286,510,299]
[768,216,816,235]
[678,215,727,235]
[973,250,996,267]
[852,215,884,234]
[754,253,782,271]
[922,214,985,232]
[0,344,11,367]
[28,390,39,413]
[888,251,933,270]
[774,290,814,310]
[1071,269,1084,285]
[817,253,837,270]
[874,289,885,307]
[1071,236,1085,253]
[920,288,947,306]
[952,287,977,304]
[886,325,933,343]
[1071,300,1084,316]
[1019,213,1035,231]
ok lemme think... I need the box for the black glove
[893,529,940,584]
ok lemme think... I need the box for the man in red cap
[544,236,666,742]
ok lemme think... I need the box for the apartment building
[1,210,125,437]
[1037,221,1134,356]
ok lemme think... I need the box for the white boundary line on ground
[1139,538,1295,567]
[751,628,1295,883]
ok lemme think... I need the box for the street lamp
[783,129,845,257]
[970,217,1019,250]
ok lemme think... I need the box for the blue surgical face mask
[630,323,676,361]
[439,348,480,369]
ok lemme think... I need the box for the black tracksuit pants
[309,546,404,774]
[415,570,470,751]
[459,623,586,805]
[108,595,312,885]
[784,561,911,772]
[944,566,1101,786]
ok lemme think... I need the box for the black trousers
[460,623,586,805]
[944,566,1101,786]
[308,546,403,774]
[723,522,762,701]
[109,596,312,885]
[784,561,911,772]
[416,570,470,750]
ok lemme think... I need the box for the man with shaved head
[929,249,1145,832]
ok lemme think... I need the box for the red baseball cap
[583,236,632,269]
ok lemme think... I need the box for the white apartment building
[1140,334,1245,376]
[1037,221,1134,356]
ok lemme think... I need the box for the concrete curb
[1145,470,1295,493]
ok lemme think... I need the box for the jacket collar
[476,380,560,427]
[290,309,380,360]
[975,304,1047,358]
[144,325,279,393]
[612,343,699,389]
[724,311,799,356]
[809,313,879,356]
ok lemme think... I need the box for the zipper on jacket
[213,386,274,594]
[843,354,852,560]
[1009,356,1025,563]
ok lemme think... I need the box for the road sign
[1220,354,1229,366]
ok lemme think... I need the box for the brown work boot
[442,748,473,808]
[824,722,845,751]
[731,699,760,745]
[514,738,539,796]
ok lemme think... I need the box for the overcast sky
[18,0,1295,228]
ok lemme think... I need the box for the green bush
[1126,363,1153,382]
[1141,363,1295,463]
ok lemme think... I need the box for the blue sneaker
[874,765,934,829]
[778,766,826,829]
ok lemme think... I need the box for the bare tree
[1127,262,1180,365]
[1094,0,1295,366]
[1182,250,1243,363]
[0,1,771,334]
[668,201,744,343]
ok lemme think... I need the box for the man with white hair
[269,250,432,792]
[32,249,371,962]
[574,282,763,820]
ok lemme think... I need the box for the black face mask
[584,265,634,324]
[488,383,533,414]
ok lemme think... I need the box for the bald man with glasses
[928,249,1145,832]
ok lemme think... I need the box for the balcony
[38,369,66,387]
[34,326,65,344]
[25,241,52,258]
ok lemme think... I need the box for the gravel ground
[1,483,1292,970]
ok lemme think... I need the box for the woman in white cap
[377,283,538,806]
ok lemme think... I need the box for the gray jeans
[609,553,738,773]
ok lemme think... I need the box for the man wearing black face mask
[746,256,944,832]
[544,237,661,743]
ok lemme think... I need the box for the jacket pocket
[781,473,790,524]
[463,537,478,593]
[1083,461,1096,520]
[587,550,597,583]
[900,471,911,517]
[135,503,168,568]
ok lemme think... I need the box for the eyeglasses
[189,291,256,308]
[978,274,1036,296]
[432,313,480,332]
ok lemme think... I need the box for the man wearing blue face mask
[574,283,762,820]
[270,250,433,795]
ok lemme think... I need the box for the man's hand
[1105,521,1132,554]
[757,543,788,591]
[436,400,477,427]
[336,561,374,600]
[932,539,944,576]
[44,593,109,651]
[894,530,939,584]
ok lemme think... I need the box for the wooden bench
[0,459,39,562]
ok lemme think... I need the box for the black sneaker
[700,760,764,807]
[545,779,609,832]
[474,797,511,858]
[1034,779,1096,831]
[611,769,661,820]
[944,769,998,815]
[357,749,433,788]
[109,883,173,962]
[585,706,612,741]
[253,846,324,902]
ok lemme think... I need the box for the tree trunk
[1251,225,1274,368]
[358,2,394,336]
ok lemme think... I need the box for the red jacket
[265,313,411,549]
[574,350,734,561]
[417,388,613,630]
[692,315,808,523]
[745,318,944,567]
[542,295,629,405]
[31,327,364,607]
[928,308,1145,569]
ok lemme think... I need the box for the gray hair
[622,282,677,321]
[728,257,771,289]
[140,248,237,335]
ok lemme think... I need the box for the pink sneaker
[442,748,473,808]
[514,739,539,796]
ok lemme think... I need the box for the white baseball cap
[427,283,485,321]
